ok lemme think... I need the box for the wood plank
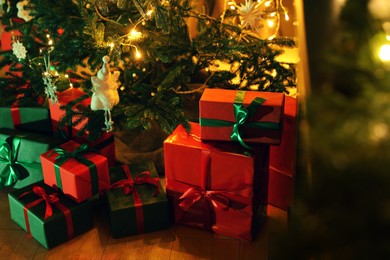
[0,229,39,259]
[0,190,22,230]
[102,228,175,260]
[170,237,240,260]
[238,206,287,260]
[32,227,106,260]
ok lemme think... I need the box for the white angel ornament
[91,56,120,132]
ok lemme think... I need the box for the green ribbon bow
[52,143,99,194]
[0,137,37,188]
[200,91,281,149]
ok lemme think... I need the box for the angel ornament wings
[91,56,120,132]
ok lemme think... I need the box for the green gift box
[0,128,64,189]
[0,107,53,135]
[106,161,171,238]
[8,182,93,249]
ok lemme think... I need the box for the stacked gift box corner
[0,87,297,248]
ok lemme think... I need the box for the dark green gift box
[106,161,171,238]
[8,182,93,249]
[0,128,64,189]
[0,107,53,135]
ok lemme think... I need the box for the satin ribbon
[0,138,37,188]
[178,186,252,211]
[10,107,22,127]
[19,186,74,238]
[176,146,251,230]
[199,90,281,148]
[51,143,99,194]
[108,165,161,234]
[177,183,251,230]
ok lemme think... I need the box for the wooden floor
[0,182,287,260]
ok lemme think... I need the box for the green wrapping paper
[0,128,64,189]
[106,161,171,238]
[8,182,93,249]
[0,107,53,135]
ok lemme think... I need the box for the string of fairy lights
[10,0,292,101]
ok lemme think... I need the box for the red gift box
[73,132,116,167]
[268,96,298,210]
[41,140,110,203]
[0,24,22,52]
[49,88,116,166]
[164,122,269,241]
[49,87,91,134]
[199,89,284,146]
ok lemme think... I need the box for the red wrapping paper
[268,96,298,210]
[0,24,22,51]
[40,140,110,203]
[164,122,269,241]
[49,87,91,134]
[73,132,116,167]
[49,88,116,166]
[199,89,284,145]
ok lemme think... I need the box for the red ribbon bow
[19,186,74,238]
[108,168,160,196]
[178,187,231,212]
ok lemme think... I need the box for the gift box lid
[200,88,284,124]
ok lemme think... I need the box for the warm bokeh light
[379,44,390,61]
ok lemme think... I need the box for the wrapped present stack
[0,86,297,247]
[164,88,290,241]
[0,86,173,248]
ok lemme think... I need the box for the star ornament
[238,0,265,31]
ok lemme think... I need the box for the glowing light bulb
[270,12,276,17]
[265,1,272,7]
[132,29,141,37]
[135,49,142,59]
[65,74,69,78]
[146,10,153,16]
[109,42,115,48]
[379,44,390,61]
[69,83,73,87]
[285,13,289,21]
[48,39,53,45]
[267,20,275,27]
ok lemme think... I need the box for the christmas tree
[0,0,296,139]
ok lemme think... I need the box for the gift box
[49,88,116,166]
[0,128,64,189]
[49,87,91,135]
[164,122,269,241]
[1,24,22,52]
[268,96,298,210]
[73,132,116,167]
[199,88,284,146]
[106,161,170,238]
[0,107,53,135]
[8,182,93,249]
[41,140,110,203]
